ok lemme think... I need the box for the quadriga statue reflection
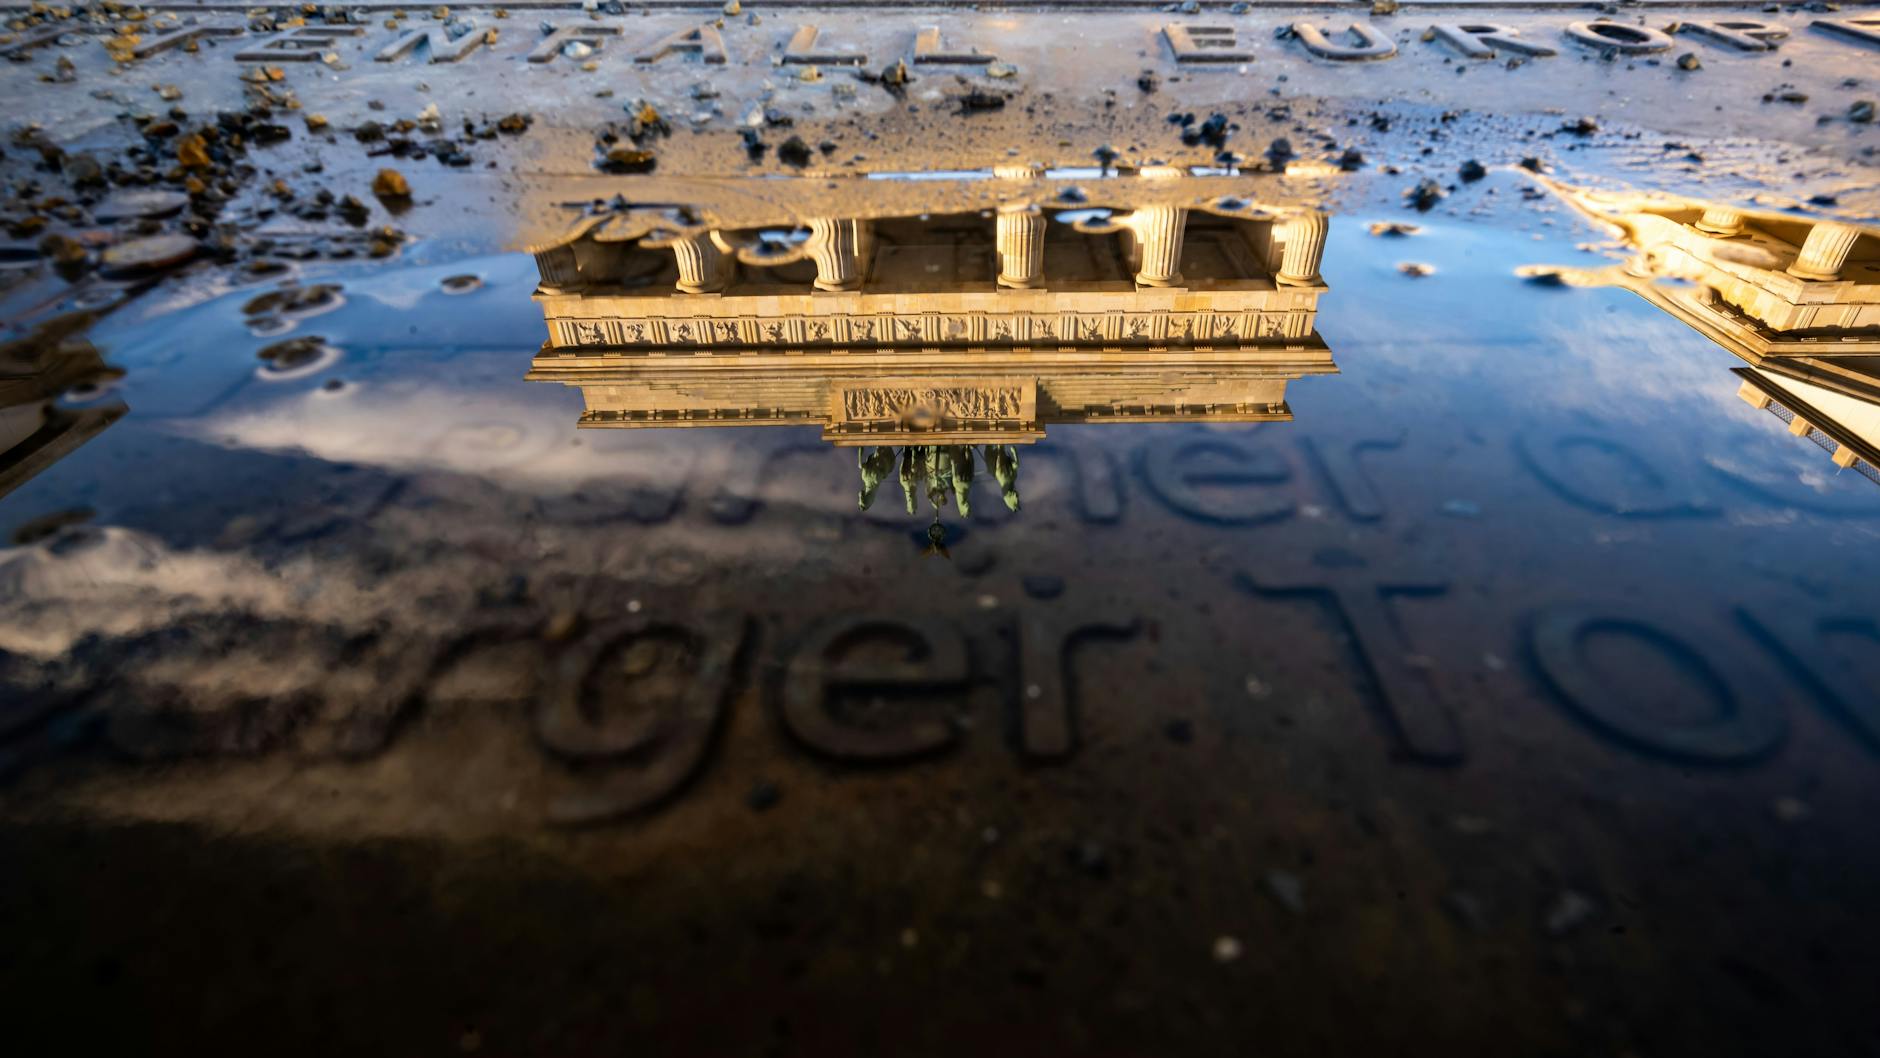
[856,444,1020,518]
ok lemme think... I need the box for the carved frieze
[549,309,1314,350]
[839,384,1029,423]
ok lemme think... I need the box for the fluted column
[1126,165,1187,287]
[1694,207,1744,236]
[1787,222,1860,281]
[533,245,581,293]
[671,234,730,294]
[994,163,1046,288]
[1274,211,1329,286]
[1128,205,1187,287]
[809,218,869,292]
[996,204,1045,289]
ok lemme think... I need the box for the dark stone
[873,59,911,100]
[741,128,767,162]
[256,336,328,371]
[954,90,1007,115]
[777,136,812,168]
[1179,113,1232,150]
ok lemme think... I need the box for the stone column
[1127,205,1187,287]
[1694,207,1744,236]
[1128,165,1187,287]
[671,234,730,294]
[1274,211,1329,286]
[809,217,869,292]
[1787,222,1860,281]
[533,245,581,293]
[994,163,1046,288]
[996,204,1046,288]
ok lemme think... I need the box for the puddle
[2,12,1879,1053]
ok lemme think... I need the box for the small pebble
[372,168,411,199]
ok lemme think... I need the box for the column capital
[1787,221,1861,282]
[809,218,869,292]
[1274,211,1329,287]
[1693,206,1745,237]
[1126,204,1187,287]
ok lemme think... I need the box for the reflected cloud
[183,370,698,495]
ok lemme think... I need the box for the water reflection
[525,171,1336,526]
[1,319,125,503]
[1529,182,1880,486]
[0,151,1877,1057]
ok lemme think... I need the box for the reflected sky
[3,162,1879,1058]
[26,167,1877,525]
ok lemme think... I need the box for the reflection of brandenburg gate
[525,168,1335,446]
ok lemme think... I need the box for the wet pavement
[4,5,1880,1056]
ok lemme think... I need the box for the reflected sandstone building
[1,321,124,501]
[524,168,1335,450]
[1539,183,1880,486]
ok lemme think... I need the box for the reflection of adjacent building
[1732,364,1880,486]
[1,319,125,500]
[525,168,1334,442]
[1534,182,1880,486]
